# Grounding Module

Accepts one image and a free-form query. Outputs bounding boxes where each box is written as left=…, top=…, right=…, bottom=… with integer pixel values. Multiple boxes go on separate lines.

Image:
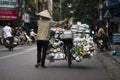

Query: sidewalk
left=108, top=44, right=120, bottom=64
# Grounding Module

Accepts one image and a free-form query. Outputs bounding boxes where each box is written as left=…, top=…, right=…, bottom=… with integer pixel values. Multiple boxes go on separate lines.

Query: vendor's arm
left=50, top=18, right=68, bottom=26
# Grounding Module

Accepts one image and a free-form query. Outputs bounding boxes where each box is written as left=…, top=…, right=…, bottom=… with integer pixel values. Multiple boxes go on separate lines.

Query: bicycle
left=63, top=39, right=73, bottom=68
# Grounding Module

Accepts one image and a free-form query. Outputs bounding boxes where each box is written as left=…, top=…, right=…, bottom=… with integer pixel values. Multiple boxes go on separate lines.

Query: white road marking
left=0, top=47, right=36, bottom=60
left=0, top=46, right=23, bottom=51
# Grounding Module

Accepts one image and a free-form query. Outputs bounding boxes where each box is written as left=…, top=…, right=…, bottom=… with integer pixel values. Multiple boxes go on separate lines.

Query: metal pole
left=105, top=0, right=110, bottom=37
left=99, top=0, right=103, bottom=20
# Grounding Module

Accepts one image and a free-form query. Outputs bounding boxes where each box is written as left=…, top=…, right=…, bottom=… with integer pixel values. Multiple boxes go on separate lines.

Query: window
left=0, top=0, right=17, bottom=8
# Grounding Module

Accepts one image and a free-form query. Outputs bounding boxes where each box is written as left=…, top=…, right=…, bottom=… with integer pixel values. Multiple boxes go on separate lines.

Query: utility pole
left=98, top=0, right=103, bottom=21
left=17, top=0, right=25, bottom=29
left=104, top=0, right=111, bottom=37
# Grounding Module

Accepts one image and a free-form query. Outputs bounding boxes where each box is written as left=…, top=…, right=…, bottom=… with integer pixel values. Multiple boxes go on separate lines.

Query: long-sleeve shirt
left=37, top=19, right=66, bottom=41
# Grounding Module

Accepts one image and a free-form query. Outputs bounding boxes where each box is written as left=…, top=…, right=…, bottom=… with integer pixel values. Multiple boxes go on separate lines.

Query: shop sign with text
left=0, top=10, right=17, bottom=21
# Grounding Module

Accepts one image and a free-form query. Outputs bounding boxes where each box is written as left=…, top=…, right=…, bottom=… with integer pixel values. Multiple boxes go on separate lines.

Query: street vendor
left=35, top=9, right=68, bottom=68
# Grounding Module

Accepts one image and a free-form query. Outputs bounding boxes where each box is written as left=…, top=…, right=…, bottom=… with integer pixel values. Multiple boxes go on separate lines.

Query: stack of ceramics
left=72, top=35, right=95, bottom=62
left=47, top=31, right=65, bottom=62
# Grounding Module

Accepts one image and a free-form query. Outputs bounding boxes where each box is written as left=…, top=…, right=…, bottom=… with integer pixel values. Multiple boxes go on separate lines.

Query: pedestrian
left=35, top=9, right=67, bottom=68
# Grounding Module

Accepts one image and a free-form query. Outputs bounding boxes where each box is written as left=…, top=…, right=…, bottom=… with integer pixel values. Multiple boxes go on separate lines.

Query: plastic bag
left=62, top=30, right=73, bottom=39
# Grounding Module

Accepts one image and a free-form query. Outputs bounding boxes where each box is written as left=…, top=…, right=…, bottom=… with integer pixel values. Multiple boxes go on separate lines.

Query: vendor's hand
left=64, top=18, right=68, bottom=22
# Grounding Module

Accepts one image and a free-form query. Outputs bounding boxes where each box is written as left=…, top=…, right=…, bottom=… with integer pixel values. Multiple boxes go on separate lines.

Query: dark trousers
left=30, top=36, right=35, bottom=43
left=37, top=40, right=49, bottom=66
left=4, top=37, right=14, bottom=44
left=62, top=39, right=73, bottom=55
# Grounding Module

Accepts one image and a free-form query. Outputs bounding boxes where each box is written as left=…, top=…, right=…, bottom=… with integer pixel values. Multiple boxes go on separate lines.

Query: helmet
left=31, top=29, right=34, bottom=31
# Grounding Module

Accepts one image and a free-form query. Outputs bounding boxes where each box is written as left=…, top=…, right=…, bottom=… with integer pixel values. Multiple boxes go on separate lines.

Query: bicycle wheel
left=68, top=52, right=72, bottom=68
left=63, top=39, right=73, bottom=68
left=67, top=46, right=72, bottom=68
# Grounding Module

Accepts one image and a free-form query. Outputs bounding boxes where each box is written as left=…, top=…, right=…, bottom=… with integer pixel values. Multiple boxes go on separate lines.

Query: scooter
left=97, top=39, right=104, bottom=51
left=4, top=37, right=18, bottom=51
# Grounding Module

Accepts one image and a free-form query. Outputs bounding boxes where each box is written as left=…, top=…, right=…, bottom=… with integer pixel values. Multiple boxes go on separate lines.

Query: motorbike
left=4, top=37, right=18, bottom=51
left=97, top=39, right=104, bottom=51
left=93, top=34, right=98, bottom=44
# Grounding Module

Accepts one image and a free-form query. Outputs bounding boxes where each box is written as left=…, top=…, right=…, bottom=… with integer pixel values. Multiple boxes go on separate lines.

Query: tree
left=52, top=8, right=61, bottom=21
left=24, top=0, right=38, bottom=33
left=62, top=0, right=99, bottom=24
left=25, top=0, right=37, bottom=18
left=61, top=0, right=73, bottom=19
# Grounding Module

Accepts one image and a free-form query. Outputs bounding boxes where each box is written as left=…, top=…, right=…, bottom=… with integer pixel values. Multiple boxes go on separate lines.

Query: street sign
left=112, top=33, right=120, bottom=44
left=104, top=9, right=112, bottom=18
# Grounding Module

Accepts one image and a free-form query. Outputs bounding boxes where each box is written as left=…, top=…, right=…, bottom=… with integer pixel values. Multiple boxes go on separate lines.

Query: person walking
left=35, top=9, right=67, bottom=68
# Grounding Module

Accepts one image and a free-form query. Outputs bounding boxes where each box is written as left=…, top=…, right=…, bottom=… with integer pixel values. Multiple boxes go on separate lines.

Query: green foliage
left=52, top=9, right=61, bottom=21
left=62, top=0, right=99, bottom=24
left=61, top=0, right=73, bottom=18
left=25, top=0, right=37, bottom=18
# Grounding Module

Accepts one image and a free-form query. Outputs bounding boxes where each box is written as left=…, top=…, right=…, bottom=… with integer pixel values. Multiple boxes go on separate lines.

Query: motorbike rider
left=30, top=29, right=37, bottom=43
left=2, top=23, right=14, bottom=50
left=97, top=27, right=108, bottom=51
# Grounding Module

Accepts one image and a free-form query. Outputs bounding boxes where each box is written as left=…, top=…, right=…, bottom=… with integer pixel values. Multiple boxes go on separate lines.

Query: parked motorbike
left=93, top=34, right=98, bottom=44
left=97, top=39, right=104, bottom=51
left=4, top=37, right=18, bottom=51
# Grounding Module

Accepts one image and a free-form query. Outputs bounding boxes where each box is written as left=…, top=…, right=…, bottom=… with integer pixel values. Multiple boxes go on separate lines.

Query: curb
left=108, top=44, right=120, bottom=64
left=111, top=55, right=120, bottom=64
left=107, top=51, right=120, bottom=64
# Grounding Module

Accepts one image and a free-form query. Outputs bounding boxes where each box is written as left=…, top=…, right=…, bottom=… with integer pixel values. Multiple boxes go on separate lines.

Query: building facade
left=96, top=0, right=120, bottom=43
left=0, top=0, right=18, bottom=26
left=96, top=0, right=120, bottom=32
left=0, top=0, right=26, bottom=37
left=109, top=0, right=120, bottom=32
left=0, top=0, right=26, bottom=27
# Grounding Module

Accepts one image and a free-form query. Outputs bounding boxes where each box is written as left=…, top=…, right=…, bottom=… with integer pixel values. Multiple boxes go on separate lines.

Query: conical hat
left=37, top=9, right=52, bottom=19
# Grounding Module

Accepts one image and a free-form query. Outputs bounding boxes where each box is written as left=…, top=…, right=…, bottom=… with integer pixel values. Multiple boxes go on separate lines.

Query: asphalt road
left=0, top=44, right=120, bottom=80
